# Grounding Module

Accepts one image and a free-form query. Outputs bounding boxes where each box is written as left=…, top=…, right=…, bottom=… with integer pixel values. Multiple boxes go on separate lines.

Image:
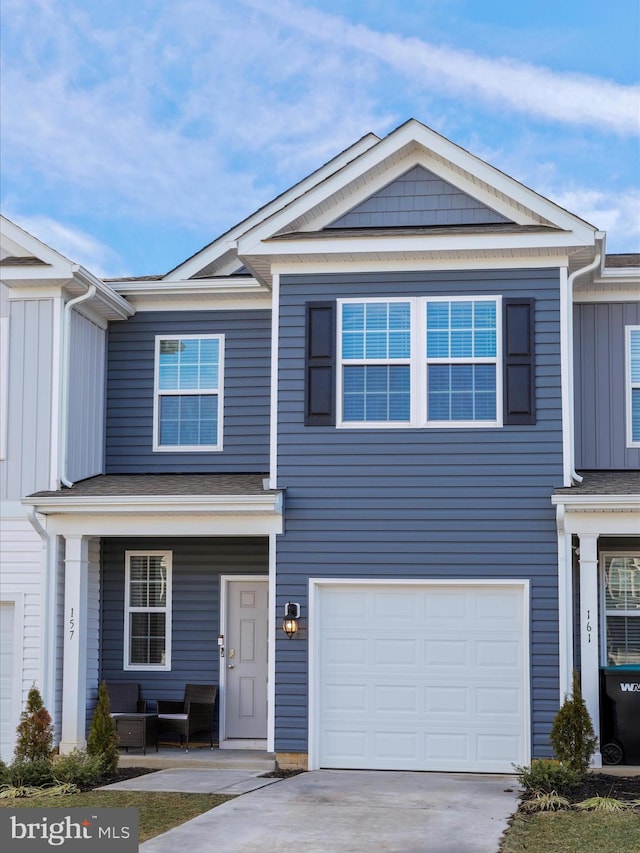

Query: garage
left=310, top=581, right=530, bottom=773
left=0, top=601, right=18, bottom=763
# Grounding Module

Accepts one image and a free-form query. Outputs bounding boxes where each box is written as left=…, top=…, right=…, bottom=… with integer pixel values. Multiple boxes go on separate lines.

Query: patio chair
left=106, top=682, right=147, bottom=715
left=156, top=684, right=217, bottom=751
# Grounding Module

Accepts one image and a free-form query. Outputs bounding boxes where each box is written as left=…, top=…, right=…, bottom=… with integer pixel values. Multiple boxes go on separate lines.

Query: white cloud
left=242, top=0, right=640, bottom=135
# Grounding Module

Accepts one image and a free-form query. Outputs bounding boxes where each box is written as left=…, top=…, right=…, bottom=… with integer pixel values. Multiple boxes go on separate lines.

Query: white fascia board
left=109, top=277, right=268, bottom=298
left=574, top=288, right=640, bottom=303
left=551, top=494, right=640, bottom=510
left=122, top=294, right=271, bottom=312
left=165, top=134, right=381, bottom=281
left=43, top=512, right=283, bottom=538
left=73, top=266, right=134, bottom=320
left=23, top=492, right=283, bottom=516
left=0, top=264, right=74, bottom=283
left=246, top=229, right=587, bottom=260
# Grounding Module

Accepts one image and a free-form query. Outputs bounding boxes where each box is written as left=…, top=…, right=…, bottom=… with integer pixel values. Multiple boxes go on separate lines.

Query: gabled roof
left=0, top=216, right=133, bottom=321
left=164, top=119, right=599, bottom=288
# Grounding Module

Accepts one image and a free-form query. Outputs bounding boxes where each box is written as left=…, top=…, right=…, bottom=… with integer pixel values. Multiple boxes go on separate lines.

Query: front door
left=223, top=578, right=268, bottom=740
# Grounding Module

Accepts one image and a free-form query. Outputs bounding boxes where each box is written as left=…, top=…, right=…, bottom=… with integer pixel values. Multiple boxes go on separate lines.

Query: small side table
left=112, top=713, right=158, bottom=755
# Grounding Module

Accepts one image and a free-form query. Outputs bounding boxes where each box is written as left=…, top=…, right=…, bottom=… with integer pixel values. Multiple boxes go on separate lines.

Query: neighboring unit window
left=154, top=335, right=223, bottom=451
left=124, top=551, right=172, bottom=670
left=426, top=298, right=498, bottom=424
left=337, top=296, right=501, bottom=427
left=340, top=300, right=412, bottom=424
left=627, top=326, right=640, bottom=446
left=603, top=553, right=640, bottom=666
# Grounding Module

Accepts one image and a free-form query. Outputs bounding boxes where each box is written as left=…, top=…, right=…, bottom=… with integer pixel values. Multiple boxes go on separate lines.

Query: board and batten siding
left=275, top=269, right=564, bottom=758
left=100, top=537, right=268, bottom=707
left=105, top=310, right=271, bottom=473
left=1, top=299, right=55, bottom=499
left=67, top=313, right=107, bottom=484
left=574, top=301, right=640, bottom=470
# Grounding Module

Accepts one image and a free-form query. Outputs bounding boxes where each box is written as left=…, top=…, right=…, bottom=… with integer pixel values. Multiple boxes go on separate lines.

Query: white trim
left=626, top=326, right=640, bottom=447
left=574, top=288, right=640, bottom=303
left=114, top=295, right=272, bottom=312
left=0, top=593, right=25, bottom=762
left=559, top=266, right=572, bottom=486
left=267, top=534, right=276, bottom=753
left=153, top=333, right=224, bottom=452
left=556, top=523, right=574, bottom=702
left=49, top=298, right=63, bottom=489
left=124, top=550, right=172, bottom=672
left=577, top=534, right=602, bottom=767
left=0, top=316, right=8, bottom=460
left=269, top=273, right=280, bottom=489
left=307, top=577, right=531, bottom=772
left=336, top=295, right=502, bottom=429
left=219, top=574, right=269, bottom=747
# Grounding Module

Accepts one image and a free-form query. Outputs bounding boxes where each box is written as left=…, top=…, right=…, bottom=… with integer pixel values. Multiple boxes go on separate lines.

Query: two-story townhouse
left=3, top=119, right=638, bottom=772
left=0, top=217, right=133, bottom=761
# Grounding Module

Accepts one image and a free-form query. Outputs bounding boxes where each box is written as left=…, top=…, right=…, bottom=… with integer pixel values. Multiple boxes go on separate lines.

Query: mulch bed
left=83, top=766, right=157, bottom=792
left=563, top=774, right=640, bottom=803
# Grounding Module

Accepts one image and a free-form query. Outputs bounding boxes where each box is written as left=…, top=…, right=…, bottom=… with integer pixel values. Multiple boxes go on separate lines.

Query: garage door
left=314, top=582, right=529, bottom=773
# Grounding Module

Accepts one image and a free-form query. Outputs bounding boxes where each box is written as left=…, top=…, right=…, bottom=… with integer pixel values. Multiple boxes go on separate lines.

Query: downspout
left=59, top=285, right=96, bottom=487
left=28, top=509, right=56, bottom=717
left=566, top=237, right=605, bottom=484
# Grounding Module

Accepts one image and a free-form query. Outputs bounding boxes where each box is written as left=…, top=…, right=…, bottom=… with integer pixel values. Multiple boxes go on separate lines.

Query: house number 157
left=69, top=607, right=75, bottom=640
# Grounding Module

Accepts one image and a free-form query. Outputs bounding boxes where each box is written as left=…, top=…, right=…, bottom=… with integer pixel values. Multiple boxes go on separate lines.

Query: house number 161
left=586, top=609, right=592, bottom=643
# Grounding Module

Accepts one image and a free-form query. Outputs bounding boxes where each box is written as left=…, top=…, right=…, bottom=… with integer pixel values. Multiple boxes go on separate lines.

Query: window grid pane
left=604, top=555, right=640, bottom=666
left=426, top=300, right=497, bottom=422
left=127, top=554, right=169, bottom=667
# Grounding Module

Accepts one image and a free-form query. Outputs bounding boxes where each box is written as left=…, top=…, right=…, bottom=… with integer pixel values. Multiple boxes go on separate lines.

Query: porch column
left=59, top=534, right=89, bottom=754
left=578, top=532, right=601, bottom=767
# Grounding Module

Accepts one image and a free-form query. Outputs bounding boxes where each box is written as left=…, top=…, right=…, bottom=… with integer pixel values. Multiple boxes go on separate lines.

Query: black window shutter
left=305, top=301, right=336, bottom=426
left=503, top=298, right=535, bottom=425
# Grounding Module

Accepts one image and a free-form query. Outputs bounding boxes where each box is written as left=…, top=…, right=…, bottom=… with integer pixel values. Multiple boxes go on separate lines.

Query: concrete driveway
left=141, top=769, right=521, bottom=853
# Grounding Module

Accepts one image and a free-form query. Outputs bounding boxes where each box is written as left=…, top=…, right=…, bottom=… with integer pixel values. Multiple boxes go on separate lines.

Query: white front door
left=223, top=578, right=268, bottom=741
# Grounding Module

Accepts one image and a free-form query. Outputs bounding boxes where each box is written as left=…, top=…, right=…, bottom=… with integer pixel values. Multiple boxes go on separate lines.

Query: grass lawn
left=501, top=811, right=640, bottom=853
left=0, top=791, right=233, bottom=842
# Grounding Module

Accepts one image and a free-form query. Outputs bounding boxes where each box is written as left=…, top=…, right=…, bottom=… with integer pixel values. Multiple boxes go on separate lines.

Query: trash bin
left=600, top=667, right=640, bottom=765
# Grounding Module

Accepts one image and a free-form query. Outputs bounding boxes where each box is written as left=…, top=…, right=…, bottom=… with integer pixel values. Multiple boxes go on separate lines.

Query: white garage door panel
left=316, top=584, right=528, bottom=773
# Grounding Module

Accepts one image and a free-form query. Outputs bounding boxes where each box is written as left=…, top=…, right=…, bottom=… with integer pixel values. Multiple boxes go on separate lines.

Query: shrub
left=87, top=681, right=118, bottom=775
left=550, top=671, right=598, bottom=775
left=514, top=759, right=580, bottom=795
left=53, top=749, right=102, bottom=788
left=6, top=758, right=54, bottom=787
left=14, top=685, right=53, bottom=762
left=0, top=758, right=9, bottom=786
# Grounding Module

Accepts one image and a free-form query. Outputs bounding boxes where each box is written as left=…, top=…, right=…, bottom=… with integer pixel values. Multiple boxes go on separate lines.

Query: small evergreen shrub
left=14, top=685, right=53, bottom=762
left=514, top=759, right=580, bottom=795
left=87, top=681, right=119, bottom=775
left=53, top=749, right=102, bottom=787
left=550, top=671, right=598, bottom=775
left=0, top=758, right=9, bottom=786
left=6, top=758, right=54, bottom=787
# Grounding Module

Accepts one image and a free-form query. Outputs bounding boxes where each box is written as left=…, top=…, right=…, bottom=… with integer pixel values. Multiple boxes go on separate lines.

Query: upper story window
left=627, top=326, right=640, bottom=447
left=337, top=296, right=501, bottom=428
left=124, top=551, right=172, bottom=671
left=153, top=334, right=224, bottom=451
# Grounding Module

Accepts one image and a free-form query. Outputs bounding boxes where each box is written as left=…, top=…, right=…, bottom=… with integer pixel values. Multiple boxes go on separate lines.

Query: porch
left=116, top=746, right=276, bottom=772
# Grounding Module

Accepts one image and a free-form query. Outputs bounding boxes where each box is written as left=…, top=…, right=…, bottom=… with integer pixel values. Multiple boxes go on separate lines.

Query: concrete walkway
left=134, top=769, right=521, bottom=853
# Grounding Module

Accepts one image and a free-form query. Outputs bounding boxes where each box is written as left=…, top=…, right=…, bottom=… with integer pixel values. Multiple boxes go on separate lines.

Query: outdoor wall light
left=282, top=602, right=300, bottom=639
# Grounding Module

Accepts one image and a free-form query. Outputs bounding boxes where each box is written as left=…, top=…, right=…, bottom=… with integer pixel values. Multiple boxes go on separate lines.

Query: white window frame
left=337, top=295, right=502, bottom=429
left=600, top=551, right=640, bottom=667
left=626, top=325, right=640, bottom=448
left=124, top=550, right=172, bottom=671
left=153, top=333, right=224, bottom=452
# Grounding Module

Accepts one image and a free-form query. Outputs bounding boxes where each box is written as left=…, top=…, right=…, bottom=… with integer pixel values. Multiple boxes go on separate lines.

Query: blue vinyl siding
left=100, top=537, right=268, bottom=708
left=574, top=301, right=640, bottom=469
left=105, top=310, right=271, bottom=473
left=330, top=165, right=510, bottom=229
left=275, top=269, right=564, bottom=758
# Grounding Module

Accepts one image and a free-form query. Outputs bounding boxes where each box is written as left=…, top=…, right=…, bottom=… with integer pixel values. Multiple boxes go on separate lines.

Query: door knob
left=227, top=663, right=235, bottom=669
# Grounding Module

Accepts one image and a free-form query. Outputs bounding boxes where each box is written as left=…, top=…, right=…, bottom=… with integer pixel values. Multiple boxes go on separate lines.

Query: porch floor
left=116, top=746, right=276, bottom=771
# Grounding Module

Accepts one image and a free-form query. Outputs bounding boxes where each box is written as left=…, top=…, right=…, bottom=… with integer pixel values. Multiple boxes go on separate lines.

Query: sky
left=1, top=0, right=639, bottom=277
